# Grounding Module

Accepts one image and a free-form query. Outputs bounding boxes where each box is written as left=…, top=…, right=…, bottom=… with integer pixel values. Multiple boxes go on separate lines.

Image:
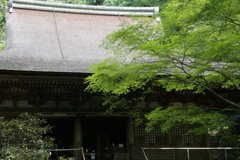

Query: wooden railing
left=142, top=147, right=240, bottom=160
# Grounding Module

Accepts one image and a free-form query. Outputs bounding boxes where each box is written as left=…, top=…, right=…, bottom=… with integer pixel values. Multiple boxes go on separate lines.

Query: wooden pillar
left=126, top=118, right=134, bottom=152
left=74, top=116, right=83, bottom=160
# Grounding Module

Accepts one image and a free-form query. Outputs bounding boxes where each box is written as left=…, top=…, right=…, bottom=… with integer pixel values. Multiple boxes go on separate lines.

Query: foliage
left=145, top=103, right=229, bottom=134
left=86, top=0, right=240, bottom=137
left=41, top=0, right=167, bottom=6
left=40, top=0, right=84, bottom=4
left=0, top=113, right=54, bottom=160
left=58, top=157, right=76, bottom=160
left=41, top=0, right=105, bottom=5
left=0, top=0, right=6, bottom=50
left=86, top=0, right=240, bottom=108
left=103, top=0, right=166, bottom=7
left=214, top=111, right=240, bottom=147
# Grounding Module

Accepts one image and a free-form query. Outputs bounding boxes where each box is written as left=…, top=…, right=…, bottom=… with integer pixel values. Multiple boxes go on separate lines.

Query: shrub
left=0, top=113, right=54, bottom=160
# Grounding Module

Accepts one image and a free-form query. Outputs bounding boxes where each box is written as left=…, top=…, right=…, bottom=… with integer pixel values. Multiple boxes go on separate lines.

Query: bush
left=0, top=113, right=54, bottom=160
left=58, top=157, right=76, bottom=160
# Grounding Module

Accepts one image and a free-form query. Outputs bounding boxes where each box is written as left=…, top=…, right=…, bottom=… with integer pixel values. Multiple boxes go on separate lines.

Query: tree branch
left=174, top=76, right=240, bottom=109
left=224, top=15, right=240, bottom=27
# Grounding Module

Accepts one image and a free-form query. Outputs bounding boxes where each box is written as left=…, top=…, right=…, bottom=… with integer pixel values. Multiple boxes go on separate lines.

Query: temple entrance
left=82, top=117, right=127, bottom=160
left=47, top=117, right=75, bottom=148
left=47, top=117, right=75, bottom=159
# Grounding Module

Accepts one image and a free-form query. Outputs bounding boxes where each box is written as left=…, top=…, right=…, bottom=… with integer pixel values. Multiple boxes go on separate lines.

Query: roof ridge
left=9, top=0, right=159, bottom=16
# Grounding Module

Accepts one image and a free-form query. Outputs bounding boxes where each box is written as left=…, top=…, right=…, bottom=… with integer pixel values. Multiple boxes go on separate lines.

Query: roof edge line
left=12, top=4, right=155, bottom=16
left=12, top=0, right=159, bottom=15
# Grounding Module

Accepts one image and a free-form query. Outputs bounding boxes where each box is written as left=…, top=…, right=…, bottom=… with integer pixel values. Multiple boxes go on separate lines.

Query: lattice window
left=190, top=150, right=207, bottom=160
left=146, top=149, right=175, bottom=160
left=134, top=127, right=145, bottom=144
left=134, top=126, right=168, bottom=144
left=131, top=145, right=175, bottom=160
left=175, top=150, right=188, bottom=160
left=172, top=126, right=198, bottom=146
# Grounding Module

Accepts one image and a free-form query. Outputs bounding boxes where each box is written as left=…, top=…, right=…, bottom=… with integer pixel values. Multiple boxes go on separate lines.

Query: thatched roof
left=0, top=0, right=158, bottom=73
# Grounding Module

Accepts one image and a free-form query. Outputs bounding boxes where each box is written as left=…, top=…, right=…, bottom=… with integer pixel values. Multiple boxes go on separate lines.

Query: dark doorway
left=82, top=117, right=127, bottom=160
left=47, top=117, right=74, bottom=148
left=47, top=117, right=75, bottom=159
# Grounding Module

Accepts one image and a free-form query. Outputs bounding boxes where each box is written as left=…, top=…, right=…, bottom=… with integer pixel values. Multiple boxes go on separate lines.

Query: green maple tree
left=86, top=0, right=240, bottom=142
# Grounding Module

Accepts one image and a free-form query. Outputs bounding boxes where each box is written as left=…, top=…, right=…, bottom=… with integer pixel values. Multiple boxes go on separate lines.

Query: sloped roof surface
left=0, top=0, right=158, bottom=73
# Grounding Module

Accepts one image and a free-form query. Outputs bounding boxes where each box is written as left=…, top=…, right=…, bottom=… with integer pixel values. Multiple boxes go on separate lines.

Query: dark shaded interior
left=47, top=116, right=127, bottom=160
left=82, top=117, right=127, bottom=160
left=47, top=117, right=75, bottom=148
